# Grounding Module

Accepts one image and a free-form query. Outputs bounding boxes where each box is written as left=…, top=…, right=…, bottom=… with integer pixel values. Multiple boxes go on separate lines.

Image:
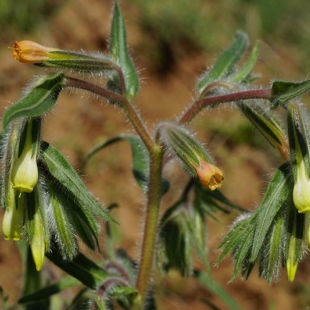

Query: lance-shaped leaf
left=250, top=163, right=292, bottom=262
left=184, top=207, right=210, bottom=274
left=258, top=210, right=285, bottom=283
left=46, top=250, right=109, bottom=290
left=229, top=41, right=259, bottom=84
left=40, top=142, right=115, bottom=224
left=217, top=212, right=256, bottom=280
left=3, top=72, right=64, bottom=128
left=194, top=180, right=245, bottom=215
left=160, top=208, right=192, bottom=276
left=84, top=135, right=169, bottom=195
left=237, top=100, right=288, bottom=158
left=195, top=271, right=242, bottom=310
left=271, top=79, right=310, bottom=108
left=197, top=31, right=248, bottom=93
left=19, top=275, right=81, bottom=304
left=110, top=1, right=139, bottom=99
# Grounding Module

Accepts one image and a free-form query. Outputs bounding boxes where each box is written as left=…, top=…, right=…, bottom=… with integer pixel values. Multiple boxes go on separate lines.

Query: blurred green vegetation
left=131, top=0, right=310, bottom=74
left=0, top=0, right=61, bottom=38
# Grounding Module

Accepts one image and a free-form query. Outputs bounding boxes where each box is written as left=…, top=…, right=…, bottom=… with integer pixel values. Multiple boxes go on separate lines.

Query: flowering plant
left=3, top=1, right=310, bottom=309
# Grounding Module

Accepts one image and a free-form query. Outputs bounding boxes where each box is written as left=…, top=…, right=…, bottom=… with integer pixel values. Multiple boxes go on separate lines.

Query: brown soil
left=1, top=0, right=310, bottom=309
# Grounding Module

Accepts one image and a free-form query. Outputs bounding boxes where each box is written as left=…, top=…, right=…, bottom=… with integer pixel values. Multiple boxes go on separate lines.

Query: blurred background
left=1, top=0, right=310, bottom=309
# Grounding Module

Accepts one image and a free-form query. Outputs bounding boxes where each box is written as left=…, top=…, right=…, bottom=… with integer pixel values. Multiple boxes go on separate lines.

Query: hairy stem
left=179, top=88, right=272, bottom=125
left=64, top=76, right=154, bottom=152
left=135, top=144, right=164, bottom=305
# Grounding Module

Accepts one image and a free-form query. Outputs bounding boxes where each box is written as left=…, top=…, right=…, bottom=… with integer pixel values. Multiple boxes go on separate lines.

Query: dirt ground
left=1, top=0, right=310, bottom=309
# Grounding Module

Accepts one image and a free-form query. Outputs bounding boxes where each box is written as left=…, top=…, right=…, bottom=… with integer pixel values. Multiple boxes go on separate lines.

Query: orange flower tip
left=196, top=161, right=224, bottom=191
left=12, top=40, right=53, bottom=64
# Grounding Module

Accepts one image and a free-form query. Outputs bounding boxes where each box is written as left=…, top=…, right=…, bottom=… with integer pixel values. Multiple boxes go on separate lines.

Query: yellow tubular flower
left=293, top=158, right=310, bottom=213
left=195, top=161, right=224, bottom=191
left=2, top=190, right=24, bottom=241
left=11, top=120, right=39, bottom=193
left=12, top=41, right=56, bottom=64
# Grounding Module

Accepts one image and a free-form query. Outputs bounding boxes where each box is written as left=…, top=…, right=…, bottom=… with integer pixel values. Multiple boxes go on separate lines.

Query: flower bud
left=12, top=41, right=56, bottom=64
left=195, top=160, right=224, bottom=191
left=286, top=256, right=298, bottom=282
left=11, top=119, right=39, bottom=193
left=12, top=40, right=116, bottom=73
left=30, top=209, right=46, bottom=271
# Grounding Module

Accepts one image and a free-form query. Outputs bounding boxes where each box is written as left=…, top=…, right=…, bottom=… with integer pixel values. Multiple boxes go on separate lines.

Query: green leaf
left=160, top=213, right=192, bottom=276
left=258, top=211, right=284, bottom=283
left=271, top=79, right=310, bottom=108
left=195, top=271, right=242, bottom=310
left=50, top=193, right=78, bottom=260
left=19, top=275, right=81, bottom=304
left=197, top=31, right=248, bottom=93
left=110, top=1, right=139, bottom=99
left=84, top=135, right=169, bottom=195
left=184, top=208, right=210, bottom=274
left=3, top=72, right=64, bottom=128
left=41, top=142, right=115, bottom=224
left=250, top=163, right=292, bottom=262
left=237, top=100, right=286, bottom=151
left=194, top=180, right=245, bottom=213
left=229, top=41, right=259, bottom=84
left=110, top=286, right=138, bottom=298
left=46, top=250, right=108, bottom=290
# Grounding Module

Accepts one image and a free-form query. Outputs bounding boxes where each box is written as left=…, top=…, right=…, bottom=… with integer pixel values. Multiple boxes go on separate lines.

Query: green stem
left=135, top=144, right=164, bottom=305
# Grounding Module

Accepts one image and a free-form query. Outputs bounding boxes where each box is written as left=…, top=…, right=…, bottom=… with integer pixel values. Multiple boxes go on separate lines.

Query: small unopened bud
left=30, top=210, right=46, bottom=271
left=12, top=40, right=116, bottom=73
left=12, top=41, right=56, bottom=64
left=286, top=257, right=298, bottom=282
left=195, top=161, right=224, bottom=191
left=11, top=120, right=39, bottom=193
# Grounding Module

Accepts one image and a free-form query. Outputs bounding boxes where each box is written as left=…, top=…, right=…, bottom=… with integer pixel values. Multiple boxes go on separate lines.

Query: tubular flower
left=2, top=190, right=24, bottom=241
left=11, top=119, right=39, bottom=193
left=195, top=160, right=224, bottom=191
left=12, top=41, right=56, bottom=64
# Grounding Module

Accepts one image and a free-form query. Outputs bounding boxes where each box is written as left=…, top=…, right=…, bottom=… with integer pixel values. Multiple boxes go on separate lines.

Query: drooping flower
left=11, top=119, right=39, bottom=193
left=195, top=160, right=224, bottom=191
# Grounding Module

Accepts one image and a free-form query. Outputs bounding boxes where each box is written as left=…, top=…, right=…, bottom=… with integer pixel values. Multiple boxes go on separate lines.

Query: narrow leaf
left=40, top=142, right=115, bottom=223
left=3, top=72, right=64, bottom=128
left=19, top=276, right=81, bottom=303
left=46, top=250, right=108, bottom=290
left=184, top=209, right=210, bottom=274
left=229, top=41, right=259, bottom=84
left=196, top=271, right=242, bottom=310
left=110, top=1, right=139, bottom=99
left=250, top=163, right=291, bottom=261
left=197, top=31, right=248, bottom=93
left=271, top=79, right=310, bottom=108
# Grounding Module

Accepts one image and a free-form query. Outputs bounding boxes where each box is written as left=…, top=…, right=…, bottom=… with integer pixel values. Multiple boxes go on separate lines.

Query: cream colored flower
left=11, top=120, right=38, bottom=193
